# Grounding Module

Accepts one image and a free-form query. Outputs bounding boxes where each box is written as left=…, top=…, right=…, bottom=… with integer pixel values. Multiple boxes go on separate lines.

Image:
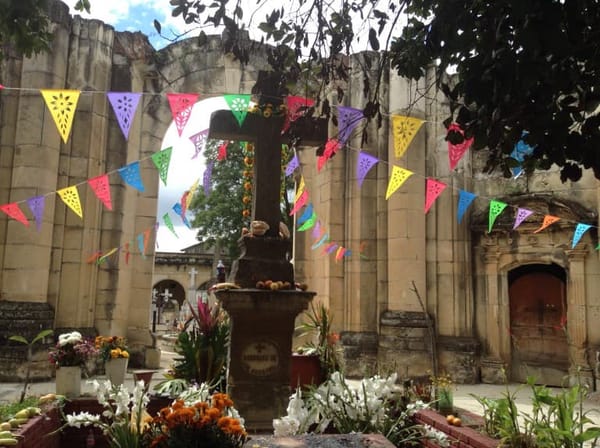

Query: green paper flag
left=224, top=94, right=251, bottom=126
left=152, top=147, right=173, bottom=186
left=298, top=211, right=317, bottom=231
left=488, top=200, right=508, bottom=233
left=163, top=213, right=178, bottom=237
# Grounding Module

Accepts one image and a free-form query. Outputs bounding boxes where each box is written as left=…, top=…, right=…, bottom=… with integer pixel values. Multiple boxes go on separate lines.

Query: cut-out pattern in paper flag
left=424, top=178, right=447, bottom=213
left=107, top=92, right=141, bottom=140
left=27, top=196, right=45, bottom=231
left=167, top=93, right=198, bottom=136
left=163, top=213, right=178, bottom=237
left=572, top=223, right=592, bottom=248
left=290, top=190, right=309, bottom=216
left=118, top=161, right=145, bottom=192
left=457, top=190, right=477, bottom=224
left=534, top=215, right=560, bottom=233
left=41, top=89, right=81, bottom=143
left=285, top=154, right=300, bottom=176
left=0, top=203, right=29, bottom=226
left=151, top=146, right=173, bottom=186
left=513, top=207, right=533, bottom=230
left=337, top=106, right=364, bottom=145
left=488, top=200, right=508, bottom=233
left=510, top=133, right=534, bottom=178
left=224, top=94, right=251, bottom=126
left=217, top=141, right=228, bottom=161
left=203, top=161, right=214, bottom=196
left=57, top=186, right=83, bottom=218
left=447, top=123, right=474, bottom=170
left=297, top=203, right=314, bottom=225
left=385, top=165, right=413, bottom=200
left=317, top=139, right=341, bottom=171
left=189, top=129, right=209, bottom=159
left=391, top=115, right=424, bottom=158
left=356, top=152, right=379, bottom=187
left=298, top=212, right=317, bottom=231
left=283, top=96, right=315, bottom=133
left=88, top=174, right=112, bottom=210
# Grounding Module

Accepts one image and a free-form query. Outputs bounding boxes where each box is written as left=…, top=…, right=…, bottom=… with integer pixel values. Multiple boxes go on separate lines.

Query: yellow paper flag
left=392, top=115, right=424, bottom=158
left=385, top=165, right=413, bottom=200
left=295, top=176, right=306, bottom=202
left=41, top=89, right=80, bottom=143
left=57, top=185, right=83, bottom=218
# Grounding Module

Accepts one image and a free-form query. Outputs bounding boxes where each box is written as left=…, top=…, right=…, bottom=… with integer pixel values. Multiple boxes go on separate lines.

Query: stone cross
left=188, top=267, right=198, bottom=288
left=162, top=288, right=173, bottom=301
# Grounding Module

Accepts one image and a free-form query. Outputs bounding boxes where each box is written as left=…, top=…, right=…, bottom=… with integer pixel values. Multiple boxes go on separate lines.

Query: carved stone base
left=437, top=336, right=480, bottom=384
left=480, top=357, right=507, bottom=384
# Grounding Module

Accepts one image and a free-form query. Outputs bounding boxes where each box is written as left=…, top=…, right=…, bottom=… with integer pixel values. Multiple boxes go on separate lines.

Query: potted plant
left=49, top=331, right=98, bottom=398
left=95, top=336, right=130, bottom=386
left=292, top=302, right=343, bottom=388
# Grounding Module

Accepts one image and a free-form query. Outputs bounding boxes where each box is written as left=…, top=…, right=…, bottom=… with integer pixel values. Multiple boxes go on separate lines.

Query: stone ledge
left=245, top=434, right=395, bottom=448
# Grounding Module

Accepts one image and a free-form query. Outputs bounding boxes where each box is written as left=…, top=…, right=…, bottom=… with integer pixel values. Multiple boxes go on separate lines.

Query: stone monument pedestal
left=216, top=289, right=315, bottom=432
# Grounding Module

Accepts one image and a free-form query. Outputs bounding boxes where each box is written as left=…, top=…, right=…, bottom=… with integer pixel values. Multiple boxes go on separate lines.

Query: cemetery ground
left=2, top=335, right=600, bottom=447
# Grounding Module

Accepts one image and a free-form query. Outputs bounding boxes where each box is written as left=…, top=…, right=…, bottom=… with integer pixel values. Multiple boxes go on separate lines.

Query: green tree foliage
left=0, top=0, right=90, bottom=60
left=163, top=0, right=600, bottom=181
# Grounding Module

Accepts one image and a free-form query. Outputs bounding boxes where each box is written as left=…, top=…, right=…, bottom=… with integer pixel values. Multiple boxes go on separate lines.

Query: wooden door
left=509, top=271, right=568, bottom=386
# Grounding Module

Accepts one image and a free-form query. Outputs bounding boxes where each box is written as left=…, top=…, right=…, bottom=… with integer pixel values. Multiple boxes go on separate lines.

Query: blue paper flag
left=572, top=223, right=592, bottom=248
left=297, top=203, right=314, bottom=225
left=510, top=133, right=534, bottom=178
left=457, top=190, right=477, bottom=224
left=118, top=161, right=145, bottom=192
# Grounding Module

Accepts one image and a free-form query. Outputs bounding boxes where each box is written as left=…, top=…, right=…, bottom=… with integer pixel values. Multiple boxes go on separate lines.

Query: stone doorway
left=508, top=264, right=568, bottom=386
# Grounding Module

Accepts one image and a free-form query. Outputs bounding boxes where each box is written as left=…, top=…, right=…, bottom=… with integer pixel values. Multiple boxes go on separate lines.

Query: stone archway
left=508, top=263, right=568, bottom=386
left=152, top=279, right=185, bottom=331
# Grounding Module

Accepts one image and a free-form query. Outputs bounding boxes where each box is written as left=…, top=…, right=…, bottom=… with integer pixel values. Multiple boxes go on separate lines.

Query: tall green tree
left=188, top=139, right=294, bottom=259
left=163, top=0, right=600, bottom=181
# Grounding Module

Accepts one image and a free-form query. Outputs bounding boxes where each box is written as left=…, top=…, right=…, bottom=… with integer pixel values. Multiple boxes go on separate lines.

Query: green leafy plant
left=295, top=302, right=343, bottom=378
left=9, top=328, right=53, bottom=403
left=166, top=301, right=230, bottom=391
left=0, top=396, right=39, bottom=422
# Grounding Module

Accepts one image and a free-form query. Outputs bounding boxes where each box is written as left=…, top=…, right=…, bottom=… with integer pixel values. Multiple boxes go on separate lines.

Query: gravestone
left=210, top=71, right=326, bottom=431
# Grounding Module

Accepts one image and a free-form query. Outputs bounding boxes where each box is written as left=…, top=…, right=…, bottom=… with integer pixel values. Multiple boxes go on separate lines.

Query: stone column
left=566, top=248, right=593, bottom=385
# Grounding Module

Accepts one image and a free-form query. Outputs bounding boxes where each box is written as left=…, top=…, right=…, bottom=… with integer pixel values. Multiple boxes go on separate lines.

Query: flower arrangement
left=62, top=379, right=149, bottom=448
left=273, top=371, right=449, bottom=447
left=95, top=336, right=129, bottom=362
left=141, top=384, right=247, bottom=448
left=48, top=331, right=98, bottom=368
left=429, top=372, right=454, bottom=414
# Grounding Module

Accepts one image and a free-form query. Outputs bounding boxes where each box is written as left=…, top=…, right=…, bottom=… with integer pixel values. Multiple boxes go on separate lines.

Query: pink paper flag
left=167, top=93, right=199, bottom=136
left=217, top=141, right=228, bottom=161
left=26, top=196, right=45, bottom=231
left=448, top=123, right=474, bottom=170
left=317, top=139, right=340, bottom=171
left=0, top=203, right=29, bottom=226
left=533, top=215, right=560, bottom=234
left=356, top=152, right=379, bottom=187
left=283, top=96, right=315, bottom=133
left=424, top=178, right=447, bottom=213
left=289, top=190, right=309, bottom=216
left=513, top=207, right=533, bottom=230
left=106, top=92, right=141, bottom=140
left=88, top=174, right=113, bottom=210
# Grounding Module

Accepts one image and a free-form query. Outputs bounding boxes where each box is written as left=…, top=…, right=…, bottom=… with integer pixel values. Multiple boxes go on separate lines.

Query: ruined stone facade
left=1, top=0, right=599, bottom=385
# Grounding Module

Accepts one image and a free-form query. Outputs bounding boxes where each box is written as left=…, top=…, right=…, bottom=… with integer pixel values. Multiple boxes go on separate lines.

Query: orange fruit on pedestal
left=446, top=415, right=455, bottom=424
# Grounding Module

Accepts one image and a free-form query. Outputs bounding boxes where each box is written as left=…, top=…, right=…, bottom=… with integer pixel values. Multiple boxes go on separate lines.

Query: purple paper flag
left=118, top=161, right=145, bottom=192
left=285, top=154, right=300, bottom=176
left=572, top=223, right=592, bottom=248
left=107, top=92, right=142, bottom=140
left=356, top=151, right=379, bottom=187
left=190, top=129, right=209, bottom=159
left=26, top=195, right=45, bottom=232
left=457, top=190, right=477, bottom=224
left=311, top=220, right=322, bottom=239
left=337, top=106, right=364, bottom=145
left=513, top=207, right=533, bottom=230
left=203, top=161, right=214, bottom=196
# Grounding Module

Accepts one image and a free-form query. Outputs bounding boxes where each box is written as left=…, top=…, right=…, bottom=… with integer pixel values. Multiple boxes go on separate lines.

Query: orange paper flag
left=41, top=89, right=80, bottom=143
left=0, top=203, right=29, bottom=226
left=88, top=174, right=112, bottom=210
left=57, top=186, right=83, bottom=218
left=533, top=215, right=560, bottom=233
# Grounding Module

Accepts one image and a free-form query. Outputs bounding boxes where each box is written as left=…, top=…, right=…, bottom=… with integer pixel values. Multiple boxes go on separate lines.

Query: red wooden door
left=509, top=271, right=568, bottom=386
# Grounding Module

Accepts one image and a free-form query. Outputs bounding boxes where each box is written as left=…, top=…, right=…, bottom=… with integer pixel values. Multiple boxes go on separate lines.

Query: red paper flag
left=448, top=123, right=474, bottom=170
left=0, top=203, right=29, bottom=226
left=217, top=141, right=228, bottom=161
left=289, top=190, right=309, bottom=216
left=424, top=178, right=447, bottom=213
left=167, top=93, right=199, bottom=136
left=88, top=174, right=113, bottom=210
